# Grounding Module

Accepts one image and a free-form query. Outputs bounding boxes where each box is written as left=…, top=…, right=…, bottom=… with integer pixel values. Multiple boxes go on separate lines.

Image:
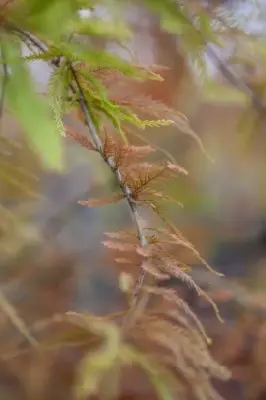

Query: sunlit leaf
left=78, top=193, right=124, bottom=207
left=72, top=18, right=131, bottom=39
left=72, top=313, right=121, bottom=399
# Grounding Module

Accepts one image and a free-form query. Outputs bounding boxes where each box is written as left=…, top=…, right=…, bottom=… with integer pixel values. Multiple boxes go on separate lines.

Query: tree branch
left=182, top=11, right=266, bottom=114
left=69, top=65, right=151, bottom=329
left=10, top=26, right=151, bottom=330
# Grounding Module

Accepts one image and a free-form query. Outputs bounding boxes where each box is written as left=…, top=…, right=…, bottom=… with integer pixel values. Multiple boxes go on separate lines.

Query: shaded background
left=1, top=0, right=266, bottom=399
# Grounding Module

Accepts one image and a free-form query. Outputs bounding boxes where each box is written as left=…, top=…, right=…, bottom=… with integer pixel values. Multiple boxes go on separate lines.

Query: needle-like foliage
left=2, top=0, right=263, bottom=399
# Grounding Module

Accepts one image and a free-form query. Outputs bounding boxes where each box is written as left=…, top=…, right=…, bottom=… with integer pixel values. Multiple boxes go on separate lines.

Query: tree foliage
left=0, top=0, right=265, bottom=399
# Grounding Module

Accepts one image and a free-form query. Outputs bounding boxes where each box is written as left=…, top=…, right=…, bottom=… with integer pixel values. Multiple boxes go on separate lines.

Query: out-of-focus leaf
left=119, top=271, right=134, bottom=293
left=203, top=80, right=248, bottom=104
left=237, top=105, right=262, bottom=147
left=9, top=0, right=83, bottom=40
left=3, top=38, right=63, bottom=170
left=78, top=193, right=124, bottom=207
left=121, top=346, right=175, bottom=400
left=197, top=12, right=221, bottom=46
left=47, top=61, right=72, bottom=137
left=72, top=18, right=131, bottom=39
left=72, top=313, right=121, bottom=399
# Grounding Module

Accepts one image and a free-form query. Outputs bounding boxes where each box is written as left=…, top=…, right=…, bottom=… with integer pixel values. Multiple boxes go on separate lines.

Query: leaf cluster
left=0, top=1, right=242, bottom=399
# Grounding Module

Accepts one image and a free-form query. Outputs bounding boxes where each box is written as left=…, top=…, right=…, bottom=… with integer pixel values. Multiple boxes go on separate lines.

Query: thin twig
left=182, top=10, right=266, bottom=114
left=205, top=44, right=265, bottom=113
left=10, top=26, right=151, bottom=330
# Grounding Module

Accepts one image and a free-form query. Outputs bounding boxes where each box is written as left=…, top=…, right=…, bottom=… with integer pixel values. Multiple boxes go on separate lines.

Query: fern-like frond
left=110, top=93, right=212, bottom=160
left=147, top=292, right=210, bottom=344
left=104, top=222, right=223, bottom=322
left=159, top=256, right=223, bottom=322
left=144, top=190, right=183, bottom=207
left=129, top=129, right=178, bottom=164
left=157, top=222, right=223, bottom=277
left=88, top=64, right=169, bottom=86
left=129, top=291, right=230, bottom=399
left=122, top=162, right=167, bottom=195
left=77, top=65, right=126, bottom=87
left=141, top=260, right=170, bottom=281
left=78, top=193, right=124, bottom=207
left=110, top=95, right=179, bottom=121
left=121, top=161, right=187, bottom=198
left=114, top=143, right=155, bottom=168
left=65, top=125, right=96, bottom=151
left=141, top=119, right=174, bottom=129
left=102, top=129, right=117, bottom=160
left=102, top=240, right=138, bottom=253
left=157, top=253, right=222, bottom=321
left=47, top=60, right=71, bottom=136
left=104, top=230, right=137, bottom=242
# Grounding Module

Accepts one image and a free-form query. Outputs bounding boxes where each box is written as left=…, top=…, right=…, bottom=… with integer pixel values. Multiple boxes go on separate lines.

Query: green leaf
left=74, top=314, right=121, bottom=399
left=197, top=12, right=220, bottom=46
left=72, top=17, right=131, bottom=40
left=54, top=41, right=139, bottom=76
left=10, top=0, right=81, bottom=40
left=3, top=38, right=63, bottom=170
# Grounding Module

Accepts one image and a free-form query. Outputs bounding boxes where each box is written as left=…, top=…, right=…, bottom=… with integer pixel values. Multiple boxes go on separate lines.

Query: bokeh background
left=1, top=1, right=266, bottom=399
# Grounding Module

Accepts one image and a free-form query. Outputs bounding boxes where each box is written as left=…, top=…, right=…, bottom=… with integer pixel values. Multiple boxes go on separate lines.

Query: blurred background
left=1, top=0, right=266, bottom=399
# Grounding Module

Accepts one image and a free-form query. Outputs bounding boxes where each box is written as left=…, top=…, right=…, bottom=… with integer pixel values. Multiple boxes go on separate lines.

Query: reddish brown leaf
left=65, top=126, right=96, bottom=151
left=136, top=246, right=151, bottom=257
left=78, top=193, right=123, bottom=207
left=114, top=258, right=133, bottom=264
left=166, top=162, right=188, bottom=176
left=115, top=144, right=155, bottom=167
left=104, top=230, right=137, bottom=242
left=123, top=162, right=167, bottom=194
left=102, top=130, right=117, bottom=159
left=101, top=241, right=138, bottom=252
left=141, top=260, right=169, bottom=280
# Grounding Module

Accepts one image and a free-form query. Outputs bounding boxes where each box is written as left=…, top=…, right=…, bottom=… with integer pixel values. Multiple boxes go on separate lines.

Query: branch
left=10, top=26, right=151, bottom=330
left=205, top=44, right=266, bottom=113
left=182, top=11, right=266, bottom=114
left=69, top=65, right=151, bottom=329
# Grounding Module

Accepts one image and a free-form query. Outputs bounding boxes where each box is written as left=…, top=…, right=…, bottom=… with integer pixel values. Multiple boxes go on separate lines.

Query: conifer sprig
left=70, top=64, right=152, bottom=323
left=10, top=23, right=225, bottom=335
left=0, top=4, right=235, bottom=398
left=12, top=26, right=152, bottom=328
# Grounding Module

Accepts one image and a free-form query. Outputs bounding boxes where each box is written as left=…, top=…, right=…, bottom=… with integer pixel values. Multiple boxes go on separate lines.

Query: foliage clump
left=3, top=0, right=260, bottom=399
